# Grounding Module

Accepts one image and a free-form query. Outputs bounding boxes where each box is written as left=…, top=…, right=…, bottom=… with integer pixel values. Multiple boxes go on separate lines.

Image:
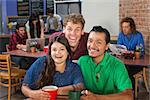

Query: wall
left=120, top=0, right=150, bottom=55
left=2, top=0, right=17, bottom=34
left=2, top=0, right=7, bottom=34
left=6, top=0, right=17, bottom=16
left=1, top=0, right=46, bottom=34
left=0, top=0, right=2, bottom=33
left=82, top=0, right=119, bottom=35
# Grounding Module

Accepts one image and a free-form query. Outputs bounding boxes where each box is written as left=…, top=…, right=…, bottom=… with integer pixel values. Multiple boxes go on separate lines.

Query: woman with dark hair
left=21, top=36, right=84, bottom=100
left=26, top=11, right=44, bottom=39
left=117, top=17, right=144, bottom=56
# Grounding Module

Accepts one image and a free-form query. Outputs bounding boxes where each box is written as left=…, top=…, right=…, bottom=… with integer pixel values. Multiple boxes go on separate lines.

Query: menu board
left=17, top=0, right=29, bottom=16
left=31, top=0, right=44, bottom=15
left=46, top=0, right=54, bottom=14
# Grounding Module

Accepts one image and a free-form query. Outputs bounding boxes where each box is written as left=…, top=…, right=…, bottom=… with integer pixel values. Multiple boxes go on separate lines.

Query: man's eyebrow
left=76, top=27, right=82, bottom=29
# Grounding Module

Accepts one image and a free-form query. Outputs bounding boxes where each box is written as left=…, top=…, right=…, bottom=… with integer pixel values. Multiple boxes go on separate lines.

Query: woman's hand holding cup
left=30, top=89, right=50, bottom=100
left=42, top=85, right=58, bottom=100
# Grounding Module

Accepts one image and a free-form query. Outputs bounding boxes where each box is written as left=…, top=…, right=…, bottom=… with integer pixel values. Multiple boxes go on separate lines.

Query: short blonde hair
left=63, top=13, right=85, bottom=29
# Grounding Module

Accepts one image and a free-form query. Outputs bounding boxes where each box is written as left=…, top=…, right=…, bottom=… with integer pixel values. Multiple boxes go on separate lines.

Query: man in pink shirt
left=49, top=13, right=89, bottom=60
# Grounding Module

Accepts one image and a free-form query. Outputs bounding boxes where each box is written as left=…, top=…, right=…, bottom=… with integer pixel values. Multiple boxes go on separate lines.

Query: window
left=55, top=1, right=81, bottom=19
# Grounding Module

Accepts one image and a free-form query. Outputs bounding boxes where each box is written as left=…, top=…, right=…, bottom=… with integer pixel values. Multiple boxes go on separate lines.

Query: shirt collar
left=88, top=52, right=109, bottom=67
left=61, top=59, right=71, bottom=73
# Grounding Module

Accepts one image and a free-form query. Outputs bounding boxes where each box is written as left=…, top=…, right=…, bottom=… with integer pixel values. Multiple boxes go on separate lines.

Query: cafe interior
left=0, top=0, right=150, bottom=100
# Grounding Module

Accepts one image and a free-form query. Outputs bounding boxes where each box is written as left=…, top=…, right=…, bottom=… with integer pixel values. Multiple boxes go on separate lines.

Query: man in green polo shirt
left=78, top=26, right=133, bottom=100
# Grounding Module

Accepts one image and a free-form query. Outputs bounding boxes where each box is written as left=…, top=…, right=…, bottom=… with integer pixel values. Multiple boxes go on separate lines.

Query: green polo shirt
left=78, top=52, right=132, bottom=94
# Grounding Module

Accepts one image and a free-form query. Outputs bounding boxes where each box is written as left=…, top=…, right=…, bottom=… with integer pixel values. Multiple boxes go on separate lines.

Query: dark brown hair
left=120, top=17, right=138, bottom=34
left=90, top=26, right=110, bottom=44
left=29, top=11, right=41, bottom=38
left=47, top=8, right=54, bottom=15
left=37, top=36, right=71, bottom=88
left=16, top=23, right=27, bottom=38
left=16, top=23, right=25, bottom=30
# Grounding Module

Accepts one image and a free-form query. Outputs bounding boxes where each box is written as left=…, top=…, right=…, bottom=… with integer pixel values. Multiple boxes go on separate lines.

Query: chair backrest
left=6, top=44, right=10, bottom=52
left=143, top=67, right=150, bottom=90
left=0, top=54, right=20, bottom=100
left=0, top=54, right=11, bottom=77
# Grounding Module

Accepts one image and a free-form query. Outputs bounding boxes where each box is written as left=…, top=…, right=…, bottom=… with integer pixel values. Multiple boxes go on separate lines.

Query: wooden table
left=119, top=55, right=150, bottom=83
left=119, top=55, right=150, bottom=67
left=57, top=95, right=68, bottom=100
left=3, top=50, right=47, bottom=58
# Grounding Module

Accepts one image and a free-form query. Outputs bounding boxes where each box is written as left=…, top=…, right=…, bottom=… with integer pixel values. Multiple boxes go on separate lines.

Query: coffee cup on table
left=68, top=90, right=81, bottom=100
left=44, top=46, right=48, bottom=53
left=42, top=85, right=58, bottom=100
left=30, top=47, right=36, bottom=53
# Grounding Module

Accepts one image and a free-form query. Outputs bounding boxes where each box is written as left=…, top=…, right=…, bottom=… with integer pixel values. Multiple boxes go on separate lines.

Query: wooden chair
left=6, top=44, right=9, bottom=52
left=5, top=44, right=26, bottom=81
left=0, top=54, right=25, bottom=100
left=133, top=67, right=149, bottom=98
left=143, top=67, right=149, bottom=92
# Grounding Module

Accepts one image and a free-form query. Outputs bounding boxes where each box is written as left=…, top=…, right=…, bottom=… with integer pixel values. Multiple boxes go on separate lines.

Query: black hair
left=90, top=26, right=110, bottom=44
left=29, top=11, right=41, bottom=38
left=16, top=23, right=25, bottom=30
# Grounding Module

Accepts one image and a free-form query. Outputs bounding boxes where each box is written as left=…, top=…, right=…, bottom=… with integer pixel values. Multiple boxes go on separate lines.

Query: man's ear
left=81, top=30, right=84, bottom=35
left=16, top=29, right=19, bottom=33
left=63, top=27, right=66, bottom=33
left=105, top=43, right=110, bottom=50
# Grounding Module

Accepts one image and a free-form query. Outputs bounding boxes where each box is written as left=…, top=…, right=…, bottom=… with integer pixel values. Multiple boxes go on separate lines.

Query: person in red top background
left=8, top=23, right=27, bottom=51
left=49, top=13, right=89, bottom=60
left=8, top=23, right=35, bottom=69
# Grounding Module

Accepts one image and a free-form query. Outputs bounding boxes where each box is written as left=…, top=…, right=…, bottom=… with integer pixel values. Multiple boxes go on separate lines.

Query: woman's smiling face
left=51, top=41, right=68, bottom=64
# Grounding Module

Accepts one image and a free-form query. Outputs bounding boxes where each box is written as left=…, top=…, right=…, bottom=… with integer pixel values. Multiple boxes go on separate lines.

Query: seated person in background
left=8, top=23, right=27, bottom=65
left=45, top=8, right=62, bottom=34
left=49, top=13, right=89, bottom=60
left=8, top=23, right=27, bottom=51
left=26, top=11, right=44, bottom=39
left=8, top=23, right=36, bottom=69
left=22, top=36, right=84, bottom=100
left=54, top=13, right=63, bottom=31
left=117, top=17, right=144, bottom=56
left=117, top=17, right=145, bottom=90
left=78, top=26, right=133, bottom=100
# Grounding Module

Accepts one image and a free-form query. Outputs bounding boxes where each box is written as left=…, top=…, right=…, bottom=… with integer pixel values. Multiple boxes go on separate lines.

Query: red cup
left=42, top=86, right=58, bottom=100
left=44, top=46, right=48, bottom=53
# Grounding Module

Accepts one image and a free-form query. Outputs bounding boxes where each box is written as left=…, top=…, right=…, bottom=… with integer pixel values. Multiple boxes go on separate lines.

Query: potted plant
left=7, top=22, right=13, bottom=34
left=29, top=42, right=37, bottom=53
left=135, top=44, right=142, bottom=59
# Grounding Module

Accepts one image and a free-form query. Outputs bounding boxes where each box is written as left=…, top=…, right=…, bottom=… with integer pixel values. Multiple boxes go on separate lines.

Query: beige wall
left=82, top=0, right=119, bottom=35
